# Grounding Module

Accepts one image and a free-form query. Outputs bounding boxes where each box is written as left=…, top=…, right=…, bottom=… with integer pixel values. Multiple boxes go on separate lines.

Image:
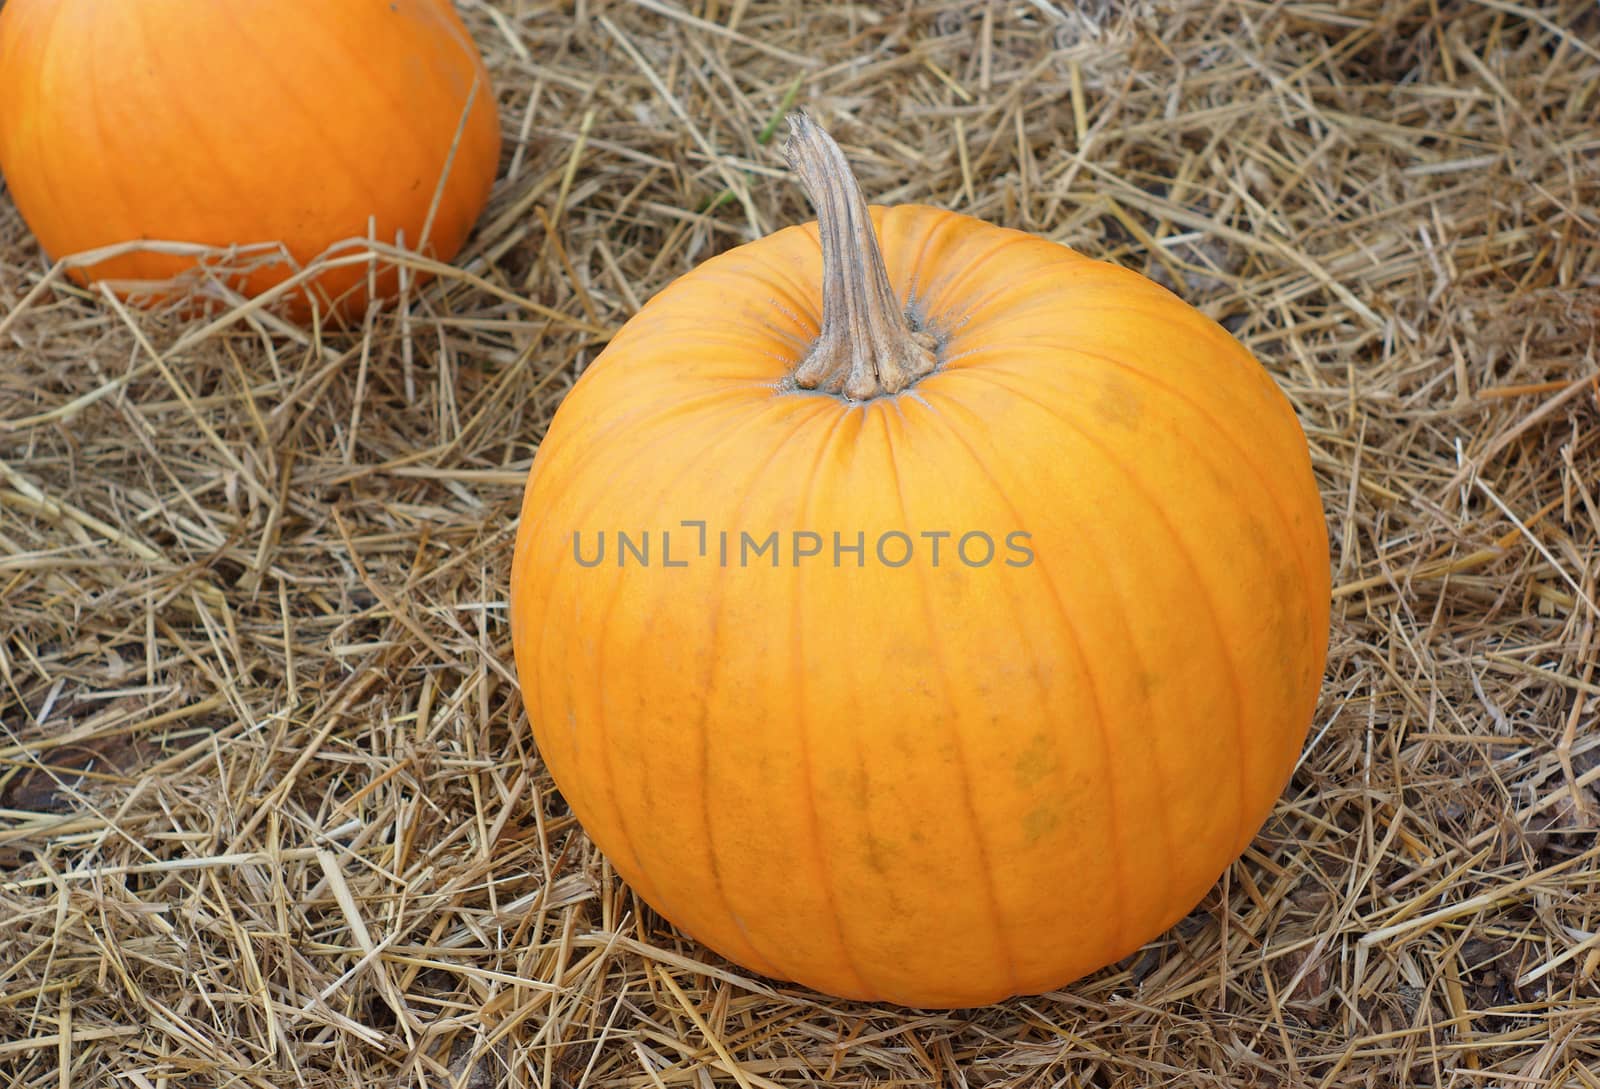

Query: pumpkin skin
left=0, top=0, right=500, bottom=317
left=509, top=201, right=1330, bottom=1008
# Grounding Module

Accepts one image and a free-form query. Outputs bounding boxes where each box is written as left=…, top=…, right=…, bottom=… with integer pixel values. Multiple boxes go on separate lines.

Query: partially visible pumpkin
left=508, top=114, right=1331, bottom=1008
left=0, top=0, right=501, bottom=317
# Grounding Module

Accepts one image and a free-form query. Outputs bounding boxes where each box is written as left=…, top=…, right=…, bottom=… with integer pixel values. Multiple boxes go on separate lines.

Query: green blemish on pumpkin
left=1013, top=730, right=1058, bottom=788
left=1023, top=803, right=1061, bottom=843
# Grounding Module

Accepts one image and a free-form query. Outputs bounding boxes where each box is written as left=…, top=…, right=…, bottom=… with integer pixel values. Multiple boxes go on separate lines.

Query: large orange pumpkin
left=0, top=0, right=501, bottom=317
left=509, top=114, right=1330, bottom=1008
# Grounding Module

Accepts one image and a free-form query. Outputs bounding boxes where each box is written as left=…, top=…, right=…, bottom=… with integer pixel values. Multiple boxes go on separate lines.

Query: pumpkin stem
left=785, top=112, right=937, bottom=401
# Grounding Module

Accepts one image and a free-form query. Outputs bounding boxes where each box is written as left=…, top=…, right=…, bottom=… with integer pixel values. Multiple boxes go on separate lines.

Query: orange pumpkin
left=509, top=114, right=1330, bottom=1008
left=0, top=0, right=501, bottom=317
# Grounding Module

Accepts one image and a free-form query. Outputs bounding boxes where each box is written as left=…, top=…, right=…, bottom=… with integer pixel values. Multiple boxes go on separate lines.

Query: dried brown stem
left=784, top=111, right=936, bottom=400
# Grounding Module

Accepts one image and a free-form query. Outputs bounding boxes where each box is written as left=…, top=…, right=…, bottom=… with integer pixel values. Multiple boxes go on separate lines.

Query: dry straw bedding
left=2, top=1, right=1599, bottom=1086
